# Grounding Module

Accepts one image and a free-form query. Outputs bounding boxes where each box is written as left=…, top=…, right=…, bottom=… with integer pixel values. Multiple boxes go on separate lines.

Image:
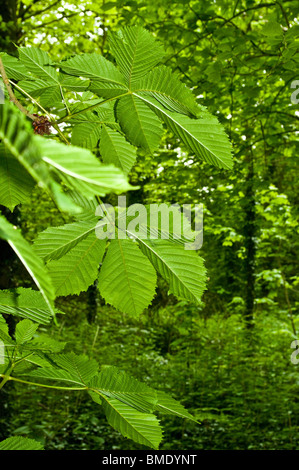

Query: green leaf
left=100, top=125, right=137, bottom=174
left=27, top=352, right=98, bottom=387
left=137, top=96, right=233, bottom=169
left=137, top=239, right=206, bottom=304
left=89, top=81, right=129, bottom=99
left=0, top=320, right=15, bottom=347
left=0, top=216, right=55, bottom=316
left=17, top=79, right=61, bottom=107
left=59, top=52, right=126, bottom=86
left=89, top=370, right=163, bottom=450
left=109, top=26, right=165, bottom=85
left=66, top=191, right=98, bottom=222
left=0, top=315, right=9, bottom=336
left=0, top=103, right=82, bottom=215
left=26, top=366, right=83, bottom=386
left=116, top=95, right=163, bottom=154
left=155, top=390, right=198, bottom=422
left=133, top=66, right=198, bottom=116
left=18, top=46, right=59, bottom=83
left=52, top=353, right=99, bottom=383
left=0, top=103, right=51, bottom=189
left=262, top=21, right=283, bottom=37
left=33, top=221, right=98, bottom=262
left=101, top=398, right=162, bottom=449
left=124, top=203, right=197, bottom=245
left=70, top=106, right=115, bottom=148
left=98, top=239, right=157, bottom=316
left=38, top=137, right=135, bottom=197
left=0, top=288, right=57, bottom=324
left=27, top=335, right=66, bottom=354
left=71, top=121, right=102, bottom=149
left=0, top=53, right=31, bottom=80
left=0, top=436, right=44, bottom=450
left=0, top=144, right=35, bottom=211
left=47, top=231, right=106, bottom=296
left=15, top=319, right=39, bottom=345
left=89, top=366, right=157, bottom=413
left=59, top=75, right=90, bottom=91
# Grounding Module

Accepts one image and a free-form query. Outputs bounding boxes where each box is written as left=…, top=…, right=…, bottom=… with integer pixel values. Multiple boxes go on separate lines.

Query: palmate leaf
left=37, top=137, right=135, bottom=197
left=47, top=231, right=106, bottom=296
left=135, top=95, right=233, bottom=169
left=33, top=220, right=98, bottom=262
left=98, top=239, right=157, bottom=316
left=0, top=216, right=55, bottom=316
left=100, top=125, right=137, bottom=174
left=137, top=239, right=206, bottom=304
left=116, top=95, right=163, bottom=154
left=25, top=334, right=66, bottom=354
left=0, top=144, right=35, bottom=211
left=16, top=352, right=195, bottom=449
left=0, top=436, right=44, bottom=451
left=0, top=288, right=58, bottom=324
left=124, top=203, right=197, bottom=245
left=108, top=26, right=165, bottom=85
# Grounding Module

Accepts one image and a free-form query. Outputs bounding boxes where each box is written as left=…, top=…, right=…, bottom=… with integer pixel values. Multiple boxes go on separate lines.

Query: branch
left=0, top=57, right=35, bottom=120
left=23, top=0, right=62, bottom=20
left=0, top=374, right=87, bottom=391
left=56, top=92, right=130, bottom=124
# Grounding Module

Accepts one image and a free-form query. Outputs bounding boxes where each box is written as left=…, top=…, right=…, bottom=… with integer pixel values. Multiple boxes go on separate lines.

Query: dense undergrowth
left=1, top=294, right=297, bottom=450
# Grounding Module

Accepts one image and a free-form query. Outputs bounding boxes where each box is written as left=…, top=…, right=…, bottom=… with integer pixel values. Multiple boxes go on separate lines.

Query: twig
left=0, top=57, right=35, bottom=120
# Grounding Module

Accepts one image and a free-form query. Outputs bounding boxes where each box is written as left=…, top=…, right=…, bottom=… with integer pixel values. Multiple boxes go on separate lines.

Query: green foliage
left=0, top=288, right=59, bottom=324
left=0, top=320, right=196, bottom=449
left=2, top=305, right=297, bottom=450
left=0, top=436, right=44, bottom=450
left=98, top=239, right=157, bottom=315
left=0, top=24, right=231, bottom=448
left=0, top=215, right=55, bottom=316
left=1, top=0, right=297, bottom=451
left=137, top=239, right=206, bottom=304
left=0, top=144, right=35, bottom=211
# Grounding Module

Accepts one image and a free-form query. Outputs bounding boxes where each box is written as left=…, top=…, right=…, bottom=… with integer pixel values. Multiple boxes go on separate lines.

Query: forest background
left=0, top=0, right=298, bottom=450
